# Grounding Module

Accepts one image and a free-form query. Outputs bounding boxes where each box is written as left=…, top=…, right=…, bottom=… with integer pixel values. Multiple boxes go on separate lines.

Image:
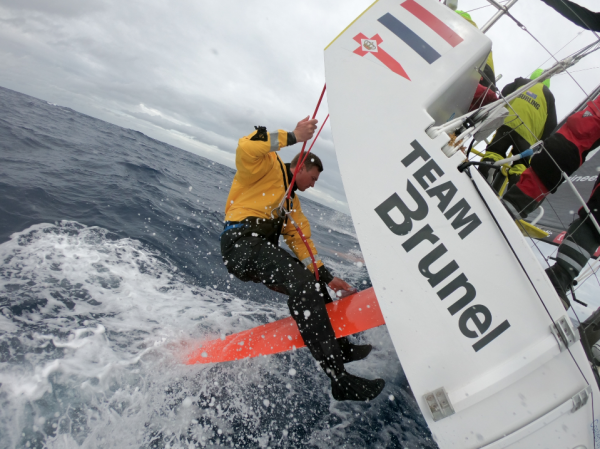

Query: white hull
left=324, top=0, right=600, bottom=447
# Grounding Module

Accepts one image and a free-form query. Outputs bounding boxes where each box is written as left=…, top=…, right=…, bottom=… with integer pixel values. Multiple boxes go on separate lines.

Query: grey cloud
left=126, top=108, right=238, bottom=153
left=0, top=0, right=598, bottom=211
left=0, top=0, right=105, bottom=17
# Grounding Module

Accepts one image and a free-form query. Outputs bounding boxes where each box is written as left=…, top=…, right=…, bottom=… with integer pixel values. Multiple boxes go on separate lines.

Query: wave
left=0, top=85, right=436, bottom=448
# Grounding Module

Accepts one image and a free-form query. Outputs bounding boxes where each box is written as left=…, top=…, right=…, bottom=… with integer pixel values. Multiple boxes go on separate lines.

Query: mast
left=480, top=0, right=520, bottom=33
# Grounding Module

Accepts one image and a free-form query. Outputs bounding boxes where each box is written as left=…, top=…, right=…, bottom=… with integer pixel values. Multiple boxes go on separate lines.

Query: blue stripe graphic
left=378, top=13, right=440, bottom=64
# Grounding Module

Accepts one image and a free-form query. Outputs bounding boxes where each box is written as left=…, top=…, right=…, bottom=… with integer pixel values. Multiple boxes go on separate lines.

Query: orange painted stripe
left=184, top=288, right=385, bottom=365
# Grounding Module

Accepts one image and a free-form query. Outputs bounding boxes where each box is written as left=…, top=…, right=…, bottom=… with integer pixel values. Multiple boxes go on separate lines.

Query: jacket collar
left=285, top=163, right=297, bottom=198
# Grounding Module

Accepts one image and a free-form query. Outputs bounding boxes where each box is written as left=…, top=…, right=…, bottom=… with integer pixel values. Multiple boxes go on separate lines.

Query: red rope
left=300, top=114, right=329, bottom=168
left=285, top=84, right=327, bottom=281
left=294, top=224, right=320, bottom=281
left=312, top=84, right=326, bottom=120
left=286, top=84, right=326, bottom=202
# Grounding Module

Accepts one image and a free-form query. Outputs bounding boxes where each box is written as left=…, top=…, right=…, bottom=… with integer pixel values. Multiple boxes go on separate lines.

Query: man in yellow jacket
left=221, top=117, right=385, bottom=401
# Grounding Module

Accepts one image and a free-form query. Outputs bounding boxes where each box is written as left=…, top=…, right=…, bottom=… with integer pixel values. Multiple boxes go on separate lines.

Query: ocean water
left=0, top=86, right=436, bottom=448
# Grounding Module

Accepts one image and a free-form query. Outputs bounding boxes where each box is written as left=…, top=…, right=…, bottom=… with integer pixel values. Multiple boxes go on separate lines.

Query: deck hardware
left=550, top=316, right=580, bottom=351
left=424, top=387, right=455, bottom=422
left=571, top=386, right=592, bottom=413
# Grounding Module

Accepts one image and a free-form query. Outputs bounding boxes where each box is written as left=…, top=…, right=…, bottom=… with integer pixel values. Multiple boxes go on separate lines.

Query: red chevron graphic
left=353, top=33, right=410, bottom=80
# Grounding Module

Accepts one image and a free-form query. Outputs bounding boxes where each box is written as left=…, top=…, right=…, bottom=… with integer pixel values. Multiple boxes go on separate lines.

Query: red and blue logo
left=354, top=0, right=463, bottom=80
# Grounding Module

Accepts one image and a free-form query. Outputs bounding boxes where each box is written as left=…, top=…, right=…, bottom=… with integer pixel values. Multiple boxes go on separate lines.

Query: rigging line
left=524, top=28, right=600, bottom=100
left=519, top=207, right=556, bottom=265
left=572, top=214, right=600, bottom=289
left=538, top=191, right=573, bottom=239
left=467, top=76, right=593, bottom=284
left=466, top=0, right=509, bottom=13
left=561, top=41, right=600, bottom=69
left=278, top=84, right=326, bottom=210
left=463, top=40, right=599, bottom=132
left=455, top=57, right=598, bottom=233
left=508, top=155, right=600, bottom=300
left=491, top=84, right=544, bottom=151
left=567, top=289, right=598, bottom=440
left=504, top=176, right=569, bottom=277
left=473, top=63, right=555, bottom=147
left=272, top=84, right=326, bottom=282
left=479, top=68, right=598, bottom=229
left=562, top=172, right=600, bottom=238
left=462, top=78, right=600, bottom=297
left=491, top=3, right=599, bottom=99
left=570, top=298, right=600, bottom=438
left=523, top=29, right=590, bottom=99
left=499, top=163, right=600, bottom=297
left=557, top=66, right=600, bottom=74
left=582, top=242, right=600, bottom=287
left=518, top=144, right=595, bottom=242
left=574, top=262, right=600, bottom=292
left=464, top=167, right=593, bottom=388
left=534, top=196, right=600, bottom=295
left=530, top=30, right=585, bottom=75
left=299, top=115, right=330, bottom=168
left=471, top=80, right=599, bottom=249
left=461, top=74, right=530, bottom=147
left=522, top=209, right=600, bottom=298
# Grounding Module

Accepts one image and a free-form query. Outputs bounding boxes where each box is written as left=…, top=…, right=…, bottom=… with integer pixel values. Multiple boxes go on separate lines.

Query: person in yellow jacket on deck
left=456, top=10, right=496, bottom=90
left=478, top=69, right=557, bottom=190
left=220, top=117, right=385, bottom=402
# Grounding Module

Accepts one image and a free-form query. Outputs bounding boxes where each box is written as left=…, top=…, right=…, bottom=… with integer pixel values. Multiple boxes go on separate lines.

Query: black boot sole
left=331, top=375, right=385, bottom=402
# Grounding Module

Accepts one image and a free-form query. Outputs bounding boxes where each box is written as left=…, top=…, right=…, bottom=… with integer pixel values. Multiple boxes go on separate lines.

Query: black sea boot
left=502, top=185, right=544, bottom=220
left=581, top=307, right=600, bottom=364
left=289, top=282, right=384, bottom=402
left=337, top=336, right=372, bottom=363
left=318, top=339, right=385, bottom=402
left=545, top=264, right=572, bottom=310
left=546, top=218, right=600, bottom=310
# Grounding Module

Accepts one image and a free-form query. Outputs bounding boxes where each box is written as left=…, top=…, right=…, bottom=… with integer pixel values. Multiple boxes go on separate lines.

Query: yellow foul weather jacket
left=456, top=10, right=495, bottom=88
left=225, top=128, right=324, bottom=272
left=501, top=78, right=557, bottom=146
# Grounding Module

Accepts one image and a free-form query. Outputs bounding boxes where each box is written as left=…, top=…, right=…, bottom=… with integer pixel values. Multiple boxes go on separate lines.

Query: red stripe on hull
left=401, top=0, right=463, bottom=48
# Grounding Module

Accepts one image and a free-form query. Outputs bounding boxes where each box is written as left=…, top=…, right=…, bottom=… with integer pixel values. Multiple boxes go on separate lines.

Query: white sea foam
left=0, top=221, right=415, bottom=448
left=0, top=222, right=295, bottom=446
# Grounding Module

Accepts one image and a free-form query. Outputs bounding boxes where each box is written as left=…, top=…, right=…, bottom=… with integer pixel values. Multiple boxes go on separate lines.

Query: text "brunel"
left=375, top=140, right=511, bottom=352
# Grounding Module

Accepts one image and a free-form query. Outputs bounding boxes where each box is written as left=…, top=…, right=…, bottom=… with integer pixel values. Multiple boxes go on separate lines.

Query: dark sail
left=533, top=151, right=600, bottom=244
left=531, top=84, right=600, bottom=245
left=540, top=0, right=600, bottom=32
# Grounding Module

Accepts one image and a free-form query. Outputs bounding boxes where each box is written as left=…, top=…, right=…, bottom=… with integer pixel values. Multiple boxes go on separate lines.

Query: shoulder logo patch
left=583, top=111, right=593, bottom=118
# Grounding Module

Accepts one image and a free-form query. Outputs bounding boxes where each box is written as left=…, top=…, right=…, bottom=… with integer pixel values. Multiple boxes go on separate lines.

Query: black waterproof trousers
left=220, top=220, right=345, bottom=374
left=486, top=125, right=531, bottom=159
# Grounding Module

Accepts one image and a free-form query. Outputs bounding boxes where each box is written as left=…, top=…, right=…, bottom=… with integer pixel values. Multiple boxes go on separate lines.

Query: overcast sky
left=1, top=0, right=599, bottom=213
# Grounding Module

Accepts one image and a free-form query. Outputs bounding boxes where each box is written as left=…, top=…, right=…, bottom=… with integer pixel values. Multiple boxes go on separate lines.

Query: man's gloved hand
left=328, top=277, right=357, bottom=298
left=294, top=116, right=318, bottom=142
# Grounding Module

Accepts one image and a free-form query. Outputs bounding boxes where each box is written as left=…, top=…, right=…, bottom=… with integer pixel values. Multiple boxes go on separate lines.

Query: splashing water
left=0, top=86, right=435, bottom=448
left=0, top=222, right=434, bottom=448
